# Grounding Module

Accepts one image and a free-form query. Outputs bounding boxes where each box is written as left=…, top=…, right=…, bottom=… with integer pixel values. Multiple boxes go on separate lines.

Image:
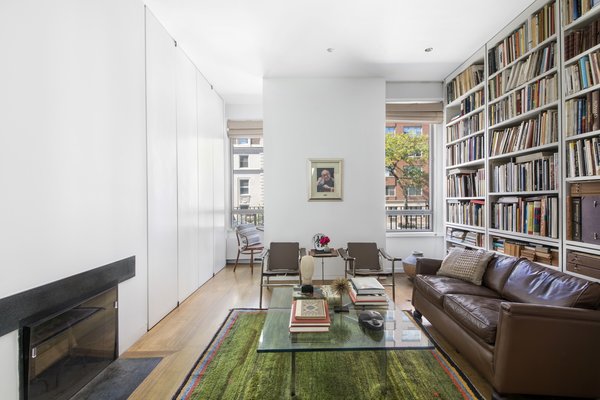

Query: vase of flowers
left=313, top=233, right=331, bottom=253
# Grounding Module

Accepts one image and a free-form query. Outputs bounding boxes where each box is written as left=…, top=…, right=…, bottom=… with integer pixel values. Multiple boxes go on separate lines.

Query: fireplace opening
left=20, top=286, right=118, bottom=400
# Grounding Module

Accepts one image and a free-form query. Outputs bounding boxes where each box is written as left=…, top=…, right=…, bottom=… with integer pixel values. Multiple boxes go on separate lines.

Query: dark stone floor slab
left=71, top=357, right=162, bottom=400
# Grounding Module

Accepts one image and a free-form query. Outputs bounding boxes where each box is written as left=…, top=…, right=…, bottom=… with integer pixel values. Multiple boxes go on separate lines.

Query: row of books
left=491, top=152, right=559, bottom=192
left=491, top=237, right=559, bottom=266
left=563, top=0, right=600, bottom=26
left=459, top=89, right=484, bottom=116
left=564, top=53, right=600, bottom=95
left=446, top=227, right=484, bottom=247
left=491, top=195, right=559, bottom=238
left=488, top=42, right=556, bottom=100
left=447, top=199, right=485, bottom=227
left=446, top=168, right=485, bottom=198
left=446, top=64, right=484, bottom=103
left=564, top=19, right=600, bottom=60
left=446, top=135, right=484, bottom=166
left=289, top=299, right=331, bottom=333
left=489, top=110, right=558, bottom=156
left=348, top=277, right=388, bottom=306
left=566, top=136, right=600, bottom=177
left=488, top=22, right=529, bottom=75
left=446, top=111, right=484, bottom=142
left=564, top=91, right=600, bottom=136
left=531, top=1, right=556, bottom=48
left=488, top=74, right=558, bottom=127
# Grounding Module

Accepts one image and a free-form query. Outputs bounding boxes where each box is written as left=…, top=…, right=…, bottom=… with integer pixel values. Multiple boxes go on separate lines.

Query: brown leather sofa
left=412, top=255, right=600, bottom=399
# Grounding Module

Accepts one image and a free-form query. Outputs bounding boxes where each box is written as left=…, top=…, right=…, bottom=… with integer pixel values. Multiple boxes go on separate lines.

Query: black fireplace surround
left=0, top=256, right=135, bottom=400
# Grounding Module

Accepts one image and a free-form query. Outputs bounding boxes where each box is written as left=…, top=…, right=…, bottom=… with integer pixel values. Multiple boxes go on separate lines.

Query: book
left=290, top=301, right=330, bottom=326
left=350, top=277, right=385, bottom=294
left=348, top=286, right=388, bottom=303
left=294, top=299, right=327, bottom=319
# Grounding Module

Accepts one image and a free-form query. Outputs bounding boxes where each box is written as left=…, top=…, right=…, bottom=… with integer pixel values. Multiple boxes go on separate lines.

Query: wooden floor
left=124, top=264, right=492, bottom=399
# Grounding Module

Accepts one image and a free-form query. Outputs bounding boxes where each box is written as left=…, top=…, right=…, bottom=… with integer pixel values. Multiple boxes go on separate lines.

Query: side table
left=309, top=248, right=339, bottom=283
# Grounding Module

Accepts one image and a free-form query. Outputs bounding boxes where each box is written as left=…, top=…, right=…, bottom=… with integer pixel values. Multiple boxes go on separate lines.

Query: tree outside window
left=385, top=125, right=429, bottom=210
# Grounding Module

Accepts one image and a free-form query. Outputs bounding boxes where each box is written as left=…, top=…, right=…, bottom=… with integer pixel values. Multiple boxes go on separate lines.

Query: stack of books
left=289, top=299, right=330, bottom=333
left=349, top=277, right=388, bottom=306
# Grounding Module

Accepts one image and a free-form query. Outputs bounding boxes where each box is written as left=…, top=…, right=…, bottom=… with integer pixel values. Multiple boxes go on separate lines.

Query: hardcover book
left=294, top=299, right=327, bottom=319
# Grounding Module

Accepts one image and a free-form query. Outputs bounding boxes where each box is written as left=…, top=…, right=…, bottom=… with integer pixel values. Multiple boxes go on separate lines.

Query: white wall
left=0, top=2, right=227, bottom=397
left=386, top=82, right=443, bottom=103
left=264, top=78, right=385, bottom=279
left=0, top=0, right=148, bottom=397
left=226, top=103, right=263, bottom=120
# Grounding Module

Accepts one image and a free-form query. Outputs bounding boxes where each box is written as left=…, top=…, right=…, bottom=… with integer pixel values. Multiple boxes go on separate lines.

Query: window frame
left=385, top=122, right=435, bottom=234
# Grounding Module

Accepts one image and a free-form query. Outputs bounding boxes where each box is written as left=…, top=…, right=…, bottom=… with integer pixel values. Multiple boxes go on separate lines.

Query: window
left=228, top=120, right=264, bottom=226
left=384, top=121, right=434, bottom=232
left=239, top=179, right=249, bottom=195
left=385, top=126, right=396, bottom=135
left=407, top=186, right=423, bottom=196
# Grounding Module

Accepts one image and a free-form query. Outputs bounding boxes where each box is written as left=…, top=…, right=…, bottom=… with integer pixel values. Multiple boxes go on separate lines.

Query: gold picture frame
left=308, top=159, right=343, bottom=201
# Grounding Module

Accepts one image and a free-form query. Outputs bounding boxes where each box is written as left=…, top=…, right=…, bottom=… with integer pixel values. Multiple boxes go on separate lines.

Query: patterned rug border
left=173, top=308, right=484, bottom=400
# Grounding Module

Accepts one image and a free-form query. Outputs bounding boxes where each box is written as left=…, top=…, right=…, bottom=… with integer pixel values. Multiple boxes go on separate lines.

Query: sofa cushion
left=502, top=260, right=600, bottom=309
left=414, top=275, right=501, bottom=308
left=437, top=248, right=495, bottom=285
left=482, top=255, right=520, bottom=293
left=444, top=294, right=504, bottom=344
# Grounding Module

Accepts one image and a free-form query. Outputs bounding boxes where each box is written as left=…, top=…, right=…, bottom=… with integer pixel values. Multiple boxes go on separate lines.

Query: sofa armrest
left=493, top=302, right=600, bottom=397
left=415, top=258, right=442, bottom=275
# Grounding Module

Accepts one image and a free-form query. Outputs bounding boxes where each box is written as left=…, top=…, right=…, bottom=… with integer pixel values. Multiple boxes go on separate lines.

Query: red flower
left=319, top=236, right=330, bottom=245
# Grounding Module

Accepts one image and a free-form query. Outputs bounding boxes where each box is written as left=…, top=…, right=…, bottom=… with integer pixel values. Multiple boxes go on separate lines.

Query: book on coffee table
left=295, top=299, right=327, bottom=319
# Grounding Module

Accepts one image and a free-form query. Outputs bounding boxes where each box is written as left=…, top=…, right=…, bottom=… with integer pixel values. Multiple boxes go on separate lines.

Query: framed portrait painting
left=308, top=159, right=343, bottom=200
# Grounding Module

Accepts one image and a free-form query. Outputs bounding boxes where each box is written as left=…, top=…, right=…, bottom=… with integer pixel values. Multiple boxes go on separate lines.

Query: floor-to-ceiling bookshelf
left=444, top=0, right=600, bottom=281
left=561, top=0, right=600, bottom=280
left=444, top=49, right=487, bottom=251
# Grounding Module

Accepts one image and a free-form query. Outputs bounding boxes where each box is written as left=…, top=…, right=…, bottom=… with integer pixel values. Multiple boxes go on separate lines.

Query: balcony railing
left=386, top=209, right=432, bottom=232
left=232, top=206, right=264, bottom=227
left=232, top=206, right=431, bottom=232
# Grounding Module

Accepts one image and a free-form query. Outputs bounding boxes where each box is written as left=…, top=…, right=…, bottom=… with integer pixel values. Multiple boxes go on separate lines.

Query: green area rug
left=175, top=309, right=481, bottom=400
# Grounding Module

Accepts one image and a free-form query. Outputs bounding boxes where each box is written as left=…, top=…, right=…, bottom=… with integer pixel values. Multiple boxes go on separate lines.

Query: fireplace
left=0, top=257, right=135, bottom=400
left=20, top=287, right=118, bottom=400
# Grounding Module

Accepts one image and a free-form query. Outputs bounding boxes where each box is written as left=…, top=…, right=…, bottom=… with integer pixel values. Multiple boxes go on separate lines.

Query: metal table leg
left=290, top=351, right=296, bottom=397
left=378, top=350, right=388, bottom=395
left=321, top=258, right=325, bottom=284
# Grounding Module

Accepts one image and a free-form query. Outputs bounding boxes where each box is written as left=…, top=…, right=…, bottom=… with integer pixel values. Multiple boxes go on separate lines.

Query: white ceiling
left=144, top=0, right=535, bottom=104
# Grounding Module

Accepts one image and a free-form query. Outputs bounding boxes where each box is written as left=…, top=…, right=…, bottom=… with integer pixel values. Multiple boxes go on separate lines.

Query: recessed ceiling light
left=424, top=47, right=433, bottom=52
left=326, top=48, right=335, bottom=53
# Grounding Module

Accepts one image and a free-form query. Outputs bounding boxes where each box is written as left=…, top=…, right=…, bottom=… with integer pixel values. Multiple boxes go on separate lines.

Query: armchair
left=338, top=242, right=401, bottom=302
left=259, top=242, right=306, bottom=308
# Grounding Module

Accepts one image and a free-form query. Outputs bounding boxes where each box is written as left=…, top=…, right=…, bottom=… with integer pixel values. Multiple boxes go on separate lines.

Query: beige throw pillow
left=437, top=248, right=494, bottom=285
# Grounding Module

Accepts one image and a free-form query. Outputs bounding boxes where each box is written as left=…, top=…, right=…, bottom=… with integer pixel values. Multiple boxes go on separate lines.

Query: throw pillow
left=437, top=248, right=494, bottom=285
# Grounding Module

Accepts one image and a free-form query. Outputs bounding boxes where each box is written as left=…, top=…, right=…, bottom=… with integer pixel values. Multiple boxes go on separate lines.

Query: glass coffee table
left=257, top=286, right=433, bottom=397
